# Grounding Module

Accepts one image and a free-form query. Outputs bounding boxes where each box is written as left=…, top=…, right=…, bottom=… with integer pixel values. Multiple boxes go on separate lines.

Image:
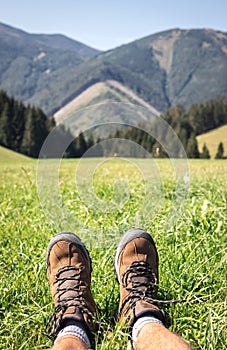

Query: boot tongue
left=131, top=274, right=149, bottom=289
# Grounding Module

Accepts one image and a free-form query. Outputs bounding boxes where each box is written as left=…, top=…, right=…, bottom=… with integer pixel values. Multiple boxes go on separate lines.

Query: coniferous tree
left=20, top=108, right=36, bottom=157
left=86, top=134, right=95, bottom=149
left=72, top=132, right=87, bottom=158
left=11, top=101, right=26, bottom=152
left=46, top=114, right=56, bottom=132
left=0, top=103, right=10, bottom=147
left=200, top=143, right=211, bottom=159
left=78, top=132, right=87, bottom=155
left=215, top=142, right=224, bottom=159
left=32, top=106, right=49, bottom=157
left=186, top=134, right=200, bottom=158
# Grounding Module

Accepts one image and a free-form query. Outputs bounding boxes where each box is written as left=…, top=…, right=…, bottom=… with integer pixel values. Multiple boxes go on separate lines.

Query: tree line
left=0, top=90, right=53, bottom=157
left=103, top=98, right=227, bottom=159
left=0, top=89, right=226, bottom=158
left=0, top=90, right=93, bottom=158
left=160, top=98, right=227, bottom=158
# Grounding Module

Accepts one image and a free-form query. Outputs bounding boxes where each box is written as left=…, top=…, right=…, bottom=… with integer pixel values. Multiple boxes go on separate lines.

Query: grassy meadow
left=197, top=124, right=227, bottom=159
left=0, top=147, right=226, bottom=350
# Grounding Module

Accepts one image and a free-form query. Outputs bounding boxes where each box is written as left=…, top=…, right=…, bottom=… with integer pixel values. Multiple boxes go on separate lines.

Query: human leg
left=52, top=335, right=88, bottom=350
left=44, top=232, right=99, bottom=350
left=114, top=228, right=191, bottom=350
left=135, top=323, right=191, bottom=350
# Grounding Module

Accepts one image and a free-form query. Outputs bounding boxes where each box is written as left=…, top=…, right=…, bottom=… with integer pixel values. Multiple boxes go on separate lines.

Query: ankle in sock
left=55, top=322, right=91, bottom=348
left=132, top=315, right=164, bottom=348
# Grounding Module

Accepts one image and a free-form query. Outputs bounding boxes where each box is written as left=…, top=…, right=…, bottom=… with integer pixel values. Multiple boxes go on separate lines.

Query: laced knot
left=122, top=261, right=157, bottom=294
left=120, top=261, right=158, bottom=314
left=120, top=261, right=186, bottom=316
left=44, top=265, right=100, bottom=340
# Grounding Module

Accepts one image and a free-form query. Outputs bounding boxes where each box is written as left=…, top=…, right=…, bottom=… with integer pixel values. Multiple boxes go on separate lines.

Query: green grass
left=0, top=146, right=30, bottom=162
left=0, top=157, right=226, bottom=349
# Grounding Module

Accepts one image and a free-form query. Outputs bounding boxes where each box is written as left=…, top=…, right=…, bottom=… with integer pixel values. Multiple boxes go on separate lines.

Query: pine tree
left=73, top=132, right=88, bottom=157
left=200, top=143, right=211, bottom=159
left=0, top=103, right=10, bottom=147
left=215, top=142, right=224, bottom=159
left=78, top=132, right=87, bottom=155
left=20, top=108, right=36, bottom=157
left=32, top=107, right=49, bottom=157
left=186, top=134, right=200, bottom=158
left=87, top=134, right=95, bottom=149
left=11, top=101, right=26, bottom=152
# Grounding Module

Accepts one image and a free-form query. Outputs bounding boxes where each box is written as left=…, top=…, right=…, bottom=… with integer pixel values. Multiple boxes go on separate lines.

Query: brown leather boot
left=44, top=231, right=99, bottom=342
left=114, top=228, right=165, bottom=327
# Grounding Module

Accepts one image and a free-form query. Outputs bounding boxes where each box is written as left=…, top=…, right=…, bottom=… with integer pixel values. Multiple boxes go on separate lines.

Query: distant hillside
left=103, top=28, right=227, bottom=111
left=44, top=27, right=227, bottom=115
left=54, top=80, right=160, bottom=135
left=197, top=125, right=227, bottom=158
left=0, top=23, right=227, bottom=117
left=0, top=145, right=30, bottom=161
left=0, top=22, right=100, bottom=114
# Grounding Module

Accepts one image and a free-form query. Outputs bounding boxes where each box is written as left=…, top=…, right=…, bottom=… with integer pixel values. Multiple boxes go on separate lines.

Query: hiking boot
left=44, top=231, right=98, bottom=341
left=114, top=228, right=165, bottom=327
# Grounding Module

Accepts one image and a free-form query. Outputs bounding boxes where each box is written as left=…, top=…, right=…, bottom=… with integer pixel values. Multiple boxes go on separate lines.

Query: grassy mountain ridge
left=54, top=80, right=160, bottom=122
left=0, top=22, right=99, bottom=55
left=0, top=23, right=227, bottom=117
left=54, top=81, right=160, bottom=138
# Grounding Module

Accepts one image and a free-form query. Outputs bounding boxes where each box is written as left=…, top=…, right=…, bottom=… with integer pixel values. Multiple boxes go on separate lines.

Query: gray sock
left=132, top=316, right=164, bottom=348
left=55, top=323, right=91, bottom=348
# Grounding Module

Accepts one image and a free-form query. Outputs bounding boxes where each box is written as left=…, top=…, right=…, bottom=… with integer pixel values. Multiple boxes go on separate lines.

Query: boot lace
left=119, top=261, right=185, bottom=316
left=44, top=265, right=103, bottom=340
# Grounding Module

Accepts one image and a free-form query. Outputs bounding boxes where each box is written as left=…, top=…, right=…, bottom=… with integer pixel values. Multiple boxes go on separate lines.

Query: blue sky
left=0, top=0, right=226, bottom=50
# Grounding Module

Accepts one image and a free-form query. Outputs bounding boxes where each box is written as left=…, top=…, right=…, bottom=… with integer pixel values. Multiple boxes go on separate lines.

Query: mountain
left=54, top=80, right=161, bottom=136
left=1, top=23, right=227, bottom=119
left=102, top=28, right=227, bottom=111
left=0, top=22, right=100, bottom=113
